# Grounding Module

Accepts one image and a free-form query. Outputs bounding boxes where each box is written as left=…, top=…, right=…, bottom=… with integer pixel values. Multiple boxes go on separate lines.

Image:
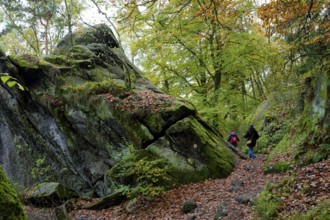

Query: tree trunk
left=64, top=0, right=74, bottom=47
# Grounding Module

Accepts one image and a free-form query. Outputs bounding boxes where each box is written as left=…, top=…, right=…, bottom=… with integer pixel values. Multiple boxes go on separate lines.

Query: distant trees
left=258, top=0, right=330, bottom=122
left=0, top=0, right=85, bottom=55
left=258, top=0, right=330, bottom=73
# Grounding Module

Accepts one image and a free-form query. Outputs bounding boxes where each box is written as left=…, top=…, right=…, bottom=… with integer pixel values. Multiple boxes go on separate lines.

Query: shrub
left=253, top=183, right=282, bottom=220
left=254, top=177, right=295, bottom=220
left=264, top=162, right=291, bottom=174
left=111, top=150, right=173, bottom=200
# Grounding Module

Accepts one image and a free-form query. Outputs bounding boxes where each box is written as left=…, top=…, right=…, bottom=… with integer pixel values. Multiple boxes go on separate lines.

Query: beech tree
left=99, top=0, right=283, bottom=129
left=258, top=0, right=330, bottom=72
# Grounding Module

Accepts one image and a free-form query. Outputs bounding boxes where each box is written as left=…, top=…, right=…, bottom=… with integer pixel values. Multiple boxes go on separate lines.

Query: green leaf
left=1, top=75, right=11, bottom=83
left=7, top=81, right=17, bottom=87
left=1, top=74, right=24, bottom=90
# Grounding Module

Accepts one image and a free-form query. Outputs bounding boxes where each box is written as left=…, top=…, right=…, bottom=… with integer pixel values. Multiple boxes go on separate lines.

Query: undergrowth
left=253, top=176, right=295, bottom=220
left=110, top=149, right=173, bottom=201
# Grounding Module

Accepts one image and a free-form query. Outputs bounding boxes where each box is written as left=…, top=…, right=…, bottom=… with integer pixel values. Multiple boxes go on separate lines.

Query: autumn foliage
left=258, top=0, right=330, bottom=46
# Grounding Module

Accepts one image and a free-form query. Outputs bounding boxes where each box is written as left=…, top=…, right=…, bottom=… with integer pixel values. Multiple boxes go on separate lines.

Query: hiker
left=227, top=129, right=239, bottom=147
left=243, top=124, right=259, bottom=159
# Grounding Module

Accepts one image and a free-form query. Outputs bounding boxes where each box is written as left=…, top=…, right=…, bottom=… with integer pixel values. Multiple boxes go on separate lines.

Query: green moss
left=113, top=110, right=155, bottom=148
left=42, top=54, right=69, bottom=65
left=268, top=134, right=291, bottom=159
left=190, top=119, right=235, bottom=179
left=38, top=59, right=59, bottom=71
left=253, top=183, right=282, bottom=220
left=31, top=156, right=52, bottom=181
left=18, top=60, right=37, bottom=69
left=204, top=143, right=235, bottom=178
left=28, top=182, right=77, bottom=199
left=168, top=167, right=208, bottom=184
left=142, top=114, right=165, bottom=134
left=72, top=59, right=95, bottom=69
left=62, top=80, right=127, bottom=97
left=68, top=45, right=96, bottom=59
left=254, top=177, right=295, bottom=220
left=286, top=110, right=330, bottom=166
left=0, top=167, right=27, bottom=220
left=10, top=54, right=39, bottom=69
left=129, top=123, right=154, bottom=147
left=106, top=150, right=173, bottom=199
left=170, top=117, right=235, bottom=181
left=90, top=97, right=114, bottom=119
left=264, top=161, right=291, bottom=174
left=144, top=116, right=235, bottom=184
left=74, top=30, right=100, bottom=45
left=88, top=68, right=112, bottom=81
left=298, top=146, right=330, bottom=165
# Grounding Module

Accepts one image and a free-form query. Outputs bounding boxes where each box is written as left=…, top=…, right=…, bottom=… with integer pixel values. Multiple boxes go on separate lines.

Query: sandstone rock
left=24, top=182, right=78, bottom=207
left=0, top=24, right=237, bottom=198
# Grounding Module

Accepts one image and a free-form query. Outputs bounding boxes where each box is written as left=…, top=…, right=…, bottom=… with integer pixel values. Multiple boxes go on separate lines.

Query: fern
left=113, top=151, right=172, bottom=200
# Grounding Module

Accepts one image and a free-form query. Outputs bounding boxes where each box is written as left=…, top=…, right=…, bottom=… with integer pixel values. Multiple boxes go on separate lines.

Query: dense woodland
left=0, top=0, right=329, bottom=219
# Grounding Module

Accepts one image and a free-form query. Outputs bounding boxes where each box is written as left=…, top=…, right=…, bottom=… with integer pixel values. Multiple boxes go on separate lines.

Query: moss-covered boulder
left=0, top=167, right=27, bottom=220
left=24, top=182, right=78, bottom=207
left=147, top=116, right=235, bottom=183
left=0, top=24, right=237, bottom=199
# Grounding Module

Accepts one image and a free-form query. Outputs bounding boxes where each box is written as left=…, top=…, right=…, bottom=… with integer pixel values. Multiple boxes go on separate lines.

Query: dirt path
left=70, top=154, right=280, bottom=220
left=23, top=156, right=330, bottom=219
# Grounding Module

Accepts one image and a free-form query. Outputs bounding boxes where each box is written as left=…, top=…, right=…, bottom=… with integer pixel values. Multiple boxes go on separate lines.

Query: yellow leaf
left=1, top=75, right=11, bottom=83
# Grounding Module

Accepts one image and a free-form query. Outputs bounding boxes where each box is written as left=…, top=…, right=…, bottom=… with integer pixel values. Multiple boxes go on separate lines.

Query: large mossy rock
left=24, top=182, right=78, bottom=207
left=0, top=24, right=237, bottom=198
left=0, top=166, right=27, bottom=220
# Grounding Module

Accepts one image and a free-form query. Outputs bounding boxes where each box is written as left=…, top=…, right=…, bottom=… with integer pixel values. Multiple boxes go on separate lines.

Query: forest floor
left=24, top=155, right=330, bottom=220
left=69, top=154, right=280, bottom=220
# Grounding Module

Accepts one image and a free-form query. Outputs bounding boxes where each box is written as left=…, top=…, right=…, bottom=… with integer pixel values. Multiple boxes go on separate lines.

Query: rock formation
left=0, top=24, right=237, bottom=198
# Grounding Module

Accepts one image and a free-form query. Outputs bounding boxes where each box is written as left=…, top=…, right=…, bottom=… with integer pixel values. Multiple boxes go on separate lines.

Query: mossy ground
left=0, top=167, right=27, bottom=220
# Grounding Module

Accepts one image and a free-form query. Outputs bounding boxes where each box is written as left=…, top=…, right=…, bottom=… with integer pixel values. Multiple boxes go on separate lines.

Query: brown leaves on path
left=25, top=156, right=329, bottom=219
left=71, top=155, right=278, bottom=220
left=280, top=159, right=330, bottom=217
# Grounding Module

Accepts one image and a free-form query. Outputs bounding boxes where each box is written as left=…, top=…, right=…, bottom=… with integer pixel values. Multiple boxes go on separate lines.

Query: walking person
left=227, top=129, right=239, bottom=147
left=243, top=124, right=259, bottom=159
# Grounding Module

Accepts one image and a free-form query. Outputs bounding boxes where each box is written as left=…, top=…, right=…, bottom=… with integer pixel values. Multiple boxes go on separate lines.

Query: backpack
left=254, top=130, right=260, bottom=140
left=230, top=135, right=237, bottom=144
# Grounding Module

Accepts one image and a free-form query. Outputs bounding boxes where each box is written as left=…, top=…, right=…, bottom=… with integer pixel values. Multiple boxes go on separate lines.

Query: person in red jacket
left=227, top=129, right=239, bottom=147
